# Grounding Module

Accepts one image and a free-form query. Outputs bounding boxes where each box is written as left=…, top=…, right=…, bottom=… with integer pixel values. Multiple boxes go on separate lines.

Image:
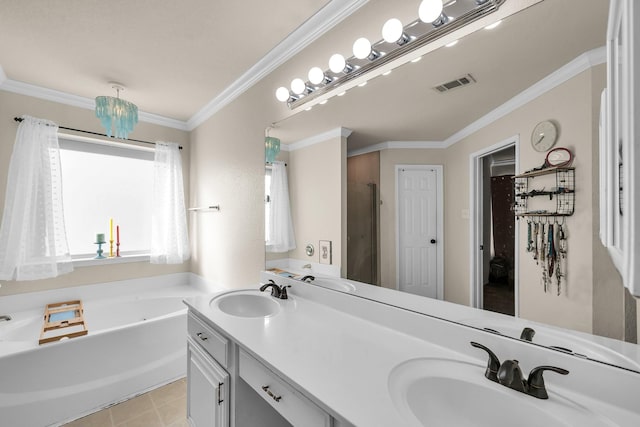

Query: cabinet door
left=187, top=339, right=229, bottom=427
left=604, top=0, right=640, bottom=296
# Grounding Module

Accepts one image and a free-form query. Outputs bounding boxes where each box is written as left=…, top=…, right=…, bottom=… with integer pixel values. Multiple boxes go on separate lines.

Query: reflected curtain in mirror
left=266, top=161, right=296, bottom=253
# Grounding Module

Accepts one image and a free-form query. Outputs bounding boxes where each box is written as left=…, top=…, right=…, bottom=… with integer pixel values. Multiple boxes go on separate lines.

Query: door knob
left=430, top=239, right=437, bottom=244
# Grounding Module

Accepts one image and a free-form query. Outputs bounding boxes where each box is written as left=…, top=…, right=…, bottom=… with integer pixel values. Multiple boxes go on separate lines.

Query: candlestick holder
left=94, top=241, right=106, bottom=259
left=116, top=241, right=121, bottom=257
left=109, top=240, right=114, bottom=258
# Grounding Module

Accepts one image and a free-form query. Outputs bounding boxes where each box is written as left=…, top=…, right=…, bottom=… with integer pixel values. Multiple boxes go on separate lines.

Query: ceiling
left=0, top=0, right=609, bottom=147
left=0, top=0, right=331, bottom=121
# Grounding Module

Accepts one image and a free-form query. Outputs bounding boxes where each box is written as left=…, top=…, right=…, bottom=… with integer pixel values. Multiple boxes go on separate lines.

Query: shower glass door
left=347, top=182, right=378, bottom=284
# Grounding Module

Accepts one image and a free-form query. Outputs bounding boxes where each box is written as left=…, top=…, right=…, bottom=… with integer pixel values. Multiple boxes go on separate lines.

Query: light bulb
left=275, top=87, right=290, bottom=102
left=329, top=54, right=347, bottom=73
left=353, top=37, right=373, bottom=60
left=358, top=81, right=368, bottom=87
left=419, top=0, right=444, bottom=23
left=319, top=99, right=328, bottom=105
left=445, top=40, right=459, bottom=47
left=291, top=78, right=306, bottom=95
left=308, top=67, right=325, bottom=85
left=382, top=18, right=404, bottom=43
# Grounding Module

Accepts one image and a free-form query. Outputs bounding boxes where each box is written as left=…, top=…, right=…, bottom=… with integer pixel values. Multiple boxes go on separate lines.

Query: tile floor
left=63, top=378, right=188, bottom=427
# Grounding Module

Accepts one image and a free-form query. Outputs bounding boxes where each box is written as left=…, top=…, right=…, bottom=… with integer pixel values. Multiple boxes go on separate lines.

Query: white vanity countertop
left=185, top=283, right=640, bottom=427
left=184, top=288, right=477, bottom=426
left=264, top=270, right=640, bottom=371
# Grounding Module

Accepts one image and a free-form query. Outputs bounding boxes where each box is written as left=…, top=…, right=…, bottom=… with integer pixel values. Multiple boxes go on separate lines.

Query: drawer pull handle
left=196, top=332, right=208, bottom=341
left=261, top=385, right=282, bottom=402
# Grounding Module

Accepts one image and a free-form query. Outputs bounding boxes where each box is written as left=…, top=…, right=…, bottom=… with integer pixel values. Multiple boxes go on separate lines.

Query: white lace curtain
left=0, top=116, right=73, bottom=280
left=266, top=161, right=296, bottom=253
left=150, top=141, right=190, bottom=264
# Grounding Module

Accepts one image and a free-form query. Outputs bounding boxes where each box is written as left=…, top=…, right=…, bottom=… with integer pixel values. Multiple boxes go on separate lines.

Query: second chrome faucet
left=470, top=341, right=569, bottom=399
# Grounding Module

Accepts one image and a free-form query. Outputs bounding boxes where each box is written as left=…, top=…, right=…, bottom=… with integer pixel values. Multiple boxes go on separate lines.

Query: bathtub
left=0, top=272, right=220, bottom=427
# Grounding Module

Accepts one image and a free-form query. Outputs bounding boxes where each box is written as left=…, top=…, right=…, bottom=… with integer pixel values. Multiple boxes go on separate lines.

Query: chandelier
left=265, top=136, right=281, bottom=164
left=95, top=83, right=139, bottom=139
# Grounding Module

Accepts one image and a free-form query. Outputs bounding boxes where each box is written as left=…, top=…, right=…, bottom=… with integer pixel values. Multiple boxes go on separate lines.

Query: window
left=59, top=136, right=153, bottom=257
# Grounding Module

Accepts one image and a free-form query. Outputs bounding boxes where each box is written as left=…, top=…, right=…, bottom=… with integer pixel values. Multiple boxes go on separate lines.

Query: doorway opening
left=470, top=137, right=519, bottom=316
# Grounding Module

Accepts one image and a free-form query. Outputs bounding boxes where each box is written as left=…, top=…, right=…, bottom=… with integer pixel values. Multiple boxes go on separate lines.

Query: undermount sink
left=388, top=358, right=614, bottom=427
left=211, top=291, right=281, bottom=318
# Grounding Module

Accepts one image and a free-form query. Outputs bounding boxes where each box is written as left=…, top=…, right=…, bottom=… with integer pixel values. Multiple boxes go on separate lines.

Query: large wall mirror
left=265, top=0, right=640, bottom=372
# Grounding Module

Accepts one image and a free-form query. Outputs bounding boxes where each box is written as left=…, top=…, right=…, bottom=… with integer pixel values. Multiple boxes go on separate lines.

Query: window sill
left=72, top=254, right=150, bottom=267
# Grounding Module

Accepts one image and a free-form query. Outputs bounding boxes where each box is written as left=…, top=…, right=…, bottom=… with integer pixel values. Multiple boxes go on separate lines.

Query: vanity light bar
left=276, top=0, right=505, bottom=110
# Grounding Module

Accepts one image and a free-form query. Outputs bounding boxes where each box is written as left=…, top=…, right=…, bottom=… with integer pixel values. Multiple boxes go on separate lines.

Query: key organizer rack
left=512, top=166, right=575, bottom=217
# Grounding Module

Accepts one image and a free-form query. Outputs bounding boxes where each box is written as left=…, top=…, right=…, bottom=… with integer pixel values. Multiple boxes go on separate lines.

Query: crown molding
left=348, top=140, right=447, bottom=157
left=284, top=127, right=353, bottom=152
left=186, top=0, right=369, bottom=130
left=0, top=77, right=189, bottom=131
left=0, top=0, right=368, bottom=132
left=347, top=46, right=606, bottom=156
left=443, top=46, right=606, bottom=147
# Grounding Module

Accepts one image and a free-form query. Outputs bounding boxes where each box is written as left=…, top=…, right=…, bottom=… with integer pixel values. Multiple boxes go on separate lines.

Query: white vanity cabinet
left=187, top=312, right=231, bottom=427
left=239, top=349, right=332, bottom=427
left=187, top=310, right=338, bottom=427
left=187, top=338, right=229, bottom=427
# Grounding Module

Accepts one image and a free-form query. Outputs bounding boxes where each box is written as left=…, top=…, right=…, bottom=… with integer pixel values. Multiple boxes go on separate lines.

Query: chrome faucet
left=259, top=280, right=291, bottom=300
left=470, top=341, right=569, bottom=399
left=300, top=275, right=315, bottom=283
left=0, top=315, right=11, bottom=322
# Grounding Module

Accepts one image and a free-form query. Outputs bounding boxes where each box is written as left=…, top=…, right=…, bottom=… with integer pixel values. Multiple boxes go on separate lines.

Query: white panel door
left=398, top=167, right=439, bottom=298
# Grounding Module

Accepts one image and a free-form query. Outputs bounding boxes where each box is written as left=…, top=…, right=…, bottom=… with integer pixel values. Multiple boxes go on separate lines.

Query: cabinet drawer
left=188, top=312, right=229, bottom=368
left=239, top=349, right=331, bottom=427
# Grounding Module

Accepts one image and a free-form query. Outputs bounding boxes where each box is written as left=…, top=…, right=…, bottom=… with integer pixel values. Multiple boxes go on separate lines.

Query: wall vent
left=433, top=74, right=476, bottom=93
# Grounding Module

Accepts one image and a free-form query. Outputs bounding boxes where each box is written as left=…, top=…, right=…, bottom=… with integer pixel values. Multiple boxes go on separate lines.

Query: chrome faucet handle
left=470, top=342, right=501, bottom=382
left=300, top=275, right=315, bottom=283
left=497, top=360, right=526, bottom=393
left=520, top=327, right=536, bottom=342
left=527, top=365, right=569, bottom=399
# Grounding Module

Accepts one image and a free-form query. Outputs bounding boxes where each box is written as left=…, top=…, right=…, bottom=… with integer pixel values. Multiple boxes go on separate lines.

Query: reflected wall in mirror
left=265, top=0, right=639, bottom=370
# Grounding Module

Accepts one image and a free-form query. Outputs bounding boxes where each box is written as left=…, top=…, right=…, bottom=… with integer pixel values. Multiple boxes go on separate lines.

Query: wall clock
left=531, top=120, right=558, bottom=152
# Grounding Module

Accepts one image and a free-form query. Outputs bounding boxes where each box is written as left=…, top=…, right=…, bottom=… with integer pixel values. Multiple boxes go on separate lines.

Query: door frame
left=395, top=164, right=444, bottom=299
left=469, top=136, right=520, bottom=315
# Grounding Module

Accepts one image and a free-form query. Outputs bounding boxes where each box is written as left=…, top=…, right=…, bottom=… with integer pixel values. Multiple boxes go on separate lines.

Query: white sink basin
left=211, top=291, right=281, bottom=318
left=388, top=358, right=614, bottom=427
left=311, top=278, right=356, bottom=293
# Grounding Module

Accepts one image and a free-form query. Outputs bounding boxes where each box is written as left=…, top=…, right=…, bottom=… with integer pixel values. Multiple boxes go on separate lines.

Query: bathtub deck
left=63, top=378, right=187, bottom=427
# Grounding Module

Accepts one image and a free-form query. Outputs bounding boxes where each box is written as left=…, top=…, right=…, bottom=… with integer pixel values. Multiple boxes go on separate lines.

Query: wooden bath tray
left=39, top=300, right=88, bottom=345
